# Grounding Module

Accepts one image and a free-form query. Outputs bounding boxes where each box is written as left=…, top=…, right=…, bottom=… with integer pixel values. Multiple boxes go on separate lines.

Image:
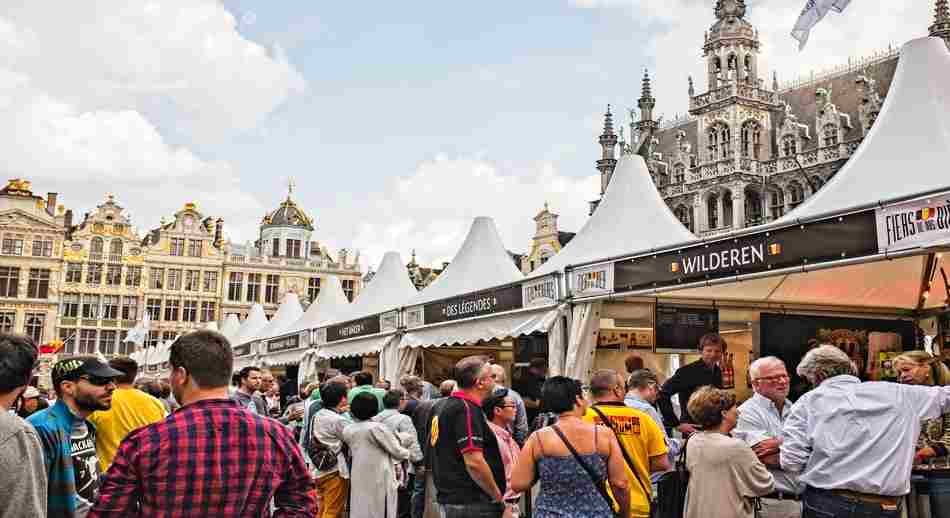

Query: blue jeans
left=411, top=472, right=426, bottom=518
left=802, top=488, right=901, bottom=518
left=930, top=476, right=950, bottom=518
left=440, top=501, right=505, bottom=518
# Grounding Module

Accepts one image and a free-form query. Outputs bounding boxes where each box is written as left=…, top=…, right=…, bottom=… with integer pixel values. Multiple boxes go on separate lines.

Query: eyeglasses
left=501, top=404, right=518, bottom=408
left=79, top=375, right=116, bottom=387
left=754, top=374, right=790, bottom=383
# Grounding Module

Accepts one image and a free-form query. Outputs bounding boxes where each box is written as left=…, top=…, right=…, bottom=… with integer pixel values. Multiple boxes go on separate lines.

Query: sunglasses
left=78, top=375, right=116, bottom=387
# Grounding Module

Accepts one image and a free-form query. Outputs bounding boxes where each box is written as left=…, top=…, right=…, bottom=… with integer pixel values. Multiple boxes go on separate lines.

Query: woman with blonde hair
left=894, top=350, right=950, bottom=516
left=682, top=386, right=773, bottom=518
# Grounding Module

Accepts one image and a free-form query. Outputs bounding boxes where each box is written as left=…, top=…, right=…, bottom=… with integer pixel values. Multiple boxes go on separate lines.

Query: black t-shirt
left=514, top=373, right=545, bottom=424
left=431, top=392, right=506, bottom=505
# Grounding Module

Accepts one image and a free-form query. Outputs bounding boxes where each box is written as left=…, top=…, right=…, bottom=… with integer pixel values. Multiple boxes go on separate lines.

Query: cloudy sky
left=0, top=1, right=934, bottom=270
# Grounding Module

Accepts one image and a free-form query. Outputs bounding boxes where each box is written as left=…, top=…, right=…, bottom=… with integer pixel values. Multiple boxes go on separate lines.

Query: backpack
left=306, top=411, right=339, bottom=472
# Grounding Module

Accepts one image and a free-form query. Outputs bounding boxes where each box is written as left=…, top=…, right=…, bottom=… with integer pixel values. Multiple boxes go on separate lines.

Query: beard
left=74, top=389, right=111, bottom=412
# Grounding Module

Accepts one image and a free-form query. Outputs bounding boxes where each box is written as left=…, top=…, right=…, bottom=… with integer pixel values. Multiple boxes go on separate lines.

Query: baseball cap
left=52, top=356, right=123, bottom=388
left=22, top=386, right=40, bottom=399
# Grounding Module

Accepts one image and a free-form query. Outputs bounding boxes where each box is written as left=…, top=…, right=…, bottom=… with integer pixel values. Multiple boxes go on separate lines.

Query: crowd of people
left=2, top=329, right=950, bottom=518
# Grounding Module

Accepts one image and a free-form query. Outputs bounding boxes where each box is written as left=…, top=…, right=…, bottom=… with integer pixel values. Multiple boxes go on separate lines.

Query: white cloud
left=0, top=1, right=305, bottom=140
left=0, top=1, right=303, bottom=242
left=570, top=0, right=932, bottom=116
left=350, top=155, right=599, bottom=269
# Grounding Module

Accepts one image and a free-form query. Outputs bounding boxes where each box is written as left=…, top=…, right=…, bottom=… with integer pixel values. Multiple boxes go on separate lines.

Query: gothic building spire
left=638, top=69, right=656, bottom=122
left=596, top=104, right=618, bottom=196
left=932, top=0, right=950, bottom=47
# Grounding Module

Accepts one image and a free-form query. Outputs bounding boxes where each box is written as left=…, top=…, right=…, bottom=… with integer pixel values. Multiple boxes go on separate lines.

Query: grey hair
left=797, top=345, right=854, bottom=384
left=749, top=356, right=786, bottom=380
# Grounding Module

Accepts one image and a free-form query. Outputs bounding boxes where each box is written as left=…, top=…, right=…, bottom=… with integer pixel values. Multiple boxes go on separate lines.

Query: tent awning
left=262, top=346, right=310, bottom=367
left=401, top=305, right=561, bottom=349
left=316, top=332, right=397, bottom=360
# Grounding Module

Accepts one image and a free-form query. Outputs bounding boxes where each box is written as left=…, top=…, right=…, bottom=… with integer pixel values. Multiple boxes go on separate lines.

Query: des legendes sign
left=424, top=284, right=523, bottom=325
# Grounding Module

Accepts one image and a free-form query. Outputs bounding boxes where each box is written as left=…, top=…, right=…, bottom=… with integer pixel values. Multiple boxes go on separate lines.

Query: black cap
left=52, top=356, right=124, bottom=388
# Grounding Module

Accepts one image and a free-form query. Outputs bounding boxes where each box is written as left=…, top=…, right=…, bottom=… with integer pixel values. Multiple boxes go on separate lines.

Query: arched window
left=782, top=135, right=798, bottom=157
left=769, top=190, right=785, bottom=219
left=722, top=191, right=734, bottom=228
left=745, top=189, right=763, bottom=225
left=823, top=123, right=838, bottom=147
left=90, top=237, right=104, bottom=260
left=109, top=239, right=123, bottom=259
left=673, top=164, right=686, bottom=184
left=812, top=176, right=825, bottom=189
left=744, top=55, right=753, bottom=83
left=707, top=196, right=719, bottom=229
left=741, top=121, right=762, bottom=159
left=707, top=127, right=719, bottom=162
left=719, top=125, right=731, bottom=159
left=674, top=206, right=693, bottom=232
left=788, top=181, right=805, bottom=208
left=713, top=57, right=722, bottom=75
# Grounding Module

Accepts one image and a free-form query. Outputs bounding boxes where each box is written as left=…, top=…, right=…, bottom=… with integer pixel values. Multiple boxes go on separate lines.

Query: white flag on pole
left=123, top=313, right=151, bottom=346
left=792, top=0, right=853, bottom=50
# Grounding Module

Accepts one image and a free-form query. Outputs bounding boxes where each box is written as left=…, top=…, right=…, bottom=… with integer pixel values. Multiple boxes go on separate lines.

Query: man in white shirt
left=781, top=345, right=950, bottom=518
left=736, top=357, right=802, bottom=518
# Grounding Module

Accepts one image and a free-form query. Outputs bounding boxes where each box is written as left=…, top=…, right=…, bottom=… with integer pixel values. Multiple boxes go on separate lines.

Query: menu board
left=654, top=305, right=719, bottom=353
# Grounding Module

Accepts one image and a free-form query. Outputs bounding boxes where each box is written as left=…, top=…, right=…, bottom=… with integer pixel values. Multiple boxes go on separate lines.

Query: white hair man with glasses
left=735, top=357, right=802, bottom=518
left=782, top=345, right=950, bottom=518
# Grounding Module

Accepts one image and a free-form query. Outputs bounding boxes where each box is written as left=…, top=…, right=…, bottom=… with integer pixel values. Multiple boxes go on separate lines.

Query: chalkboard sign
left=654, top=305, right=719, bottom=353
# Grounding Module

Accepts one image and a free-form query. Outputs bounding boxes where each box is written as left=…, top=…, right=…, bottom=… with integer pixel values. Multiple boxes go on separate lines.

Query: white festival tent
left=285, top=276, right=351, bottom=383
left=254, top=293, right=306, bottom=367
left=396, top=217, right=565, bottom=383
left=219, top=313, right=241, bottom=343
left=315, top=252, right=417, bottom=366
left=596, top=37, right=950, bottom=312
left=203, top=321, right=219, bottom=332
left=549, top=37, right=950, bottom=384
left=232, top=303, right=269, bottom=370
left=528, top=152, right=694, bottom=379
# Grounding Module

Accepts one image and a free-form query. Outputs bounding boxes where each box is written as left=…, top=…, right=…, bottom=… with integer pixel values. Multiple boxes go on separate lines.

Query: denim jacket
left=27, top=399, right=96, bottom=518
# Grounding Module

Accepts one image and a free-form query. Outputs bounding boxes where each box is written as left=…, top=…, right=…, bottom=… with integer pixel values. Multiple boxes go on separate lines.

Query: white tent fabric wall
left=316, top=252, right=417, bottom=360
left=232, top=303, right=269, bottom=347
left=255, top=293, right=304, bottom=343
left=204, top=321, right=219, bottom=332
left=405, top=217, right=524, bottom=307
left=298, top=350, right=319, bottom=384
left=530, top=155, right=695, bottom=278
left=379, top=342, right=421, bottom=387
left=778, top=37, right=950, bottom=224
left=285, top=276, right=350, bottom=338
left=400, top=307, right=563, bottom=350
left=546, top=304, right=570, bottom=377
left=220, top=314, right=241, bottom=343
left=563, top=302, right=601, bottom=382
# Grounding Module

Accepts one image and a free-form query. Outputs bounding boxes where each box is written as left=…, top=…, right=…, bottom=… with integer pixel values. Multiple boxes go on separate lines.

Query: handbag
left=655, top=435, right=690, bottom=518
left=551, top=425, right=623, bottom=518
left=590, top=405, right=654, bottom=517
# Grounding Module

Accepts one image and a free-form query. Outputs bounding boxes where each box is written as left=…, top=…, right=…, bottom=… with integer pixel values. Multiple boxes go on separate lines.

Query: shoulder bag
left=654, top=434, right=690, bottom=518
left=590, top=404, right=654, bottom=517
left=551, top=424, right=623, bottom=518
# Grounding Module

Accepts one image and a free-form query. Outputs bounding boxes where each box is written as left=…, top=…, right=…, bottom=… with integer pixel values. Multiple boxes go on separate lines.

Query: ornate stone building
left=0, top=180, right=69, bottom=345
left=220, top=190, right=362, bottom=322
left=58, top=195, right=146, bottom=355
left=140, top=202, right=226, bottom=347
left=593, top=0, right=949, bottom=237
left=521, top=203, right=575, bottom=274
left=405, top=250, right=445, bottom=290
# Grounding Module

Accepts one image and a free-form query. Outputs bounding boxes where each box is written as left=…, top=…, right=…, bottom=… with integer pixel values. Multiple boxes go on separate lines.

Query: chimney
left=214, top=218, right=224, bottom=246
left=63, top=209, right=73, bottom=234
left=46, top=193, right=57, bottom=216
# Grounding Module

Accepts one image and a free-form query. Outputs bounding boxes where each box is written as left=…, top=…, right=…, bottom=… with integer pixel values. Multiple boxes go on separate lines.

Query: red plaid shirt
left=88, top=398, right=315, bottom=517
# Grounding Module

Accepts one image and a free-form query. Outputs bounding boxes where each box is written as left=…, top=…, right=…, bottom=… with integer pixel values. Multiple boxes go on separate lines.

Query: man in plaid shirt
left=89, top=331, right=316, bottom=517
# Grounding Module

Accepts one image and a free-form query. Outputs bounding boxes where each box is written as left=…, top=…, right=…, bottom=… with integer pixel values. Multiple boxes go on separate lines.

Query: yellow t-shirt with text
left=584, top=401, right=667, bottom=518
left=89, top=387, right=167, bottom=471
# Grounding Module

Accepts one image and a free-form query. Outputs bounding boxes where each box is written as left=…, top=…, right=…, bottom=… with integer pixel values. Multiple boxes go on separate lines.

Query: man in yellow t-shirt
left=583, top=369, right=670, bottom=518
left=89, top=356, right=167, bottom=471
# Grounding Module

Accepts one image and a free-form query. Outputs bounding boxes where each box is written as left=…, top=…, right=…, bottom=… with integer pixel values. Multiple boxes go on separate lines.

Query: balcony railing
left=690, top=84, right=779, bottom=112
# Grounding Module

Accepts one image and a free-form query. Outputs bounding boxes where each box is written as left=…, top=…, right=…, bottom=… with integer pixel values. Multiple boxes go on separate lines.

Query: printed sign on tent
left=875, top=193, right=950, bottom=253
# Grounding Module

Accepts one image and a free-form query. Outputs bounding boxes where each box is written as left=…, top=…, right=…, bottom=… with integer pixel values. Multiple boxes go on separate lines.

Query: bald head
left=490, top=364, right=507, bottom=386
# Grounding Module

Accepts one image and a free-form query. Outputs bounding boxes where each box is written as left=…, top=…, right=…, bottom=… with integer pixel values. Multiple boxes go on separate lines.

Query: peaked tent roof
left=256, top=293, right=304, bottom=341
left=233, top=303, right=268, bottom=345
left=220, top=314, right=241, bottom=342
left=409, top=217, right=524, bottom=306
left=532, top=154, right=695, bottom=277
left=286, top=275, right=350, bottom=335
left=332, top=251, right=417, bottom=323
left=780, top=37, right=950, bottom=222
